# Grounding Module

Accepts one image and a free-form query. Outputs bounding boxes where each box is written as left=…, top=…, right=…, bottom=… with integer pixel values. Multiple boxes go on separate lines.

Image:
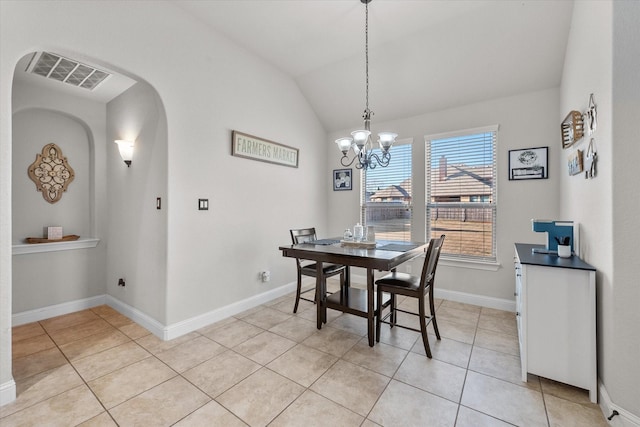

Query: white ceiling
left=14, top=53, right=137, bottom=104
left=175, top=0, right=574, bottom=133
left=13, top=1, right=574, bottom=134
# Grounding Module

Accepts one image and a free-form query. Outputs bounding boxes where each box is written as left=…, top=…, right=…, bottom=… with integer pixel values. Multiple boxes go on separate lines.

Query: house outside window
left=361, top=140, right=412, bottom=241
left=425, top=126, right=498, bottom=262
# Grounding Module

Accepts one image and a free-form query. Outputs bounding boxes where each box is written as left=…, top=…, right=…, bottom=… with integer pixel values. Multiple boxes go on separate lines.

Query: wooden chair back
left=419, top=234, right=446, bottom=295
left=290, top=227, right=317, bottom=269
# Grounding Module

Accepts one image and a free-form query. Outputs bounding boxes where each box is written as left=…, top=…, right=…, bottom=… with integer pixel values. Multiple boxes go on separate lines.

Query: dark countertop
left=515, top=243, right=596, bottom=271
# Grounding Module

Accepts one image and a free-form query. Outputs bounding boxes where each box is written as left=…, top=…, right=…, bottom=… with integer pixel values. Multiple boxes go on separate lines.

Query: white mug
left=558, top=245, right=571, bottom=258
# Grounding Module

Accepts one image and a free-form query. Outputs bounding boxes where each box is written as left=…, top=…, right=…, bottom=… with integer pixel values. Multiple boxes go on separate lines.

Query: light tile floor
left=2, top=283, right=609, bottom=426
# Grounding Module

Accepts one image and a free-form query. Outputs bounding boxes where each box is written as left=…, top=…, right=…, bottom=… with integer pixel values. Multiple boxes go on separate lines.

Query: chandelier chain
left=364, top=0, right=369, bottom=116
left=334, top=0, right=396, bottom=170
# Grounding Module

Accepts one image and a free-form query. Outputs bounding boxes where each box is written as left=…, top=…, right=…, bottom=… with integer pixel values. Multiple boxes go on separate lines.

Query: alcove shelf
left=12, top=237, right=100, bottom=255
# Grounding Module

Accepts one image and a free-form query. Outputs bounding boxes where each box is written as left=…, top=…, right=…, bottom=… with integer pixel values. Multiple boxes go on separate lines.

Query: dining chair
left=290, top=228, right=346, bottom=314
left=375, top=234, right=445, bottom=358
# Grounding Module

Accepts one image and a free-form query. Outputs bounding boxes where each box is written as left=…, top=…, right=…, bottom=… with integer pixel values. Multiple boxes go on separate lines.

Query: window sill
left=439, top=256, right=501, bottom=271
left=12, top=238, right=100, bottom=255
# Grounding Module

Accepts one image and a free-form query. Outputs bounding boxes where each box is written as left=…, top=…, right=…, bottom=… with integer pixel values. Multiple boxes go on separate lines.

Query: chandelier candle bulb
left=336, top=137, right=354, bottom=154
left=378, top=132, right=398, bottom=152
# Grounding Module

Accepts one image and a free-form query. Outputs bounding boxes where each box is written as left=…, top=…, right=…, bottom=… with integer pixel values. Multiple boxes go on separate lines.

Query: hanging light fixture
left=335, top=0, right=397, bottom=170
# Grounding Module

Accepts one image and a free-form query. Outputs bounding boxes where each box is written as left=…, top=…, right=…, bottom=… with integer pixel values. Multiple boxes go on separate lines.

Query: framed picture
left=508, top=147, right=548, bottom=180
left=333, top=168, right=352, bottom=191
left=568, top=150, right=584, bottom=176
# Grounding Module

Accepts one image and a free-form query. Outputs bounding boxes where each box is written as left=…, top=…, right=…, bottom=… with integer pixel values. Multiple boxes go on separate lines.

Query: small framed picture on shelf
left=508, top=147, right=548, bottom=180
left=333, top=168, right=352, bottom=191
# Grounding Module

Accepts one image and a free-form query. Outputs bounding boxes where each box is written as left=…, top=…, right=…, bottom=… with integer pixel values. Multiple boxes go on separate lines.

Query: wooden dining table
left=279, top=239, right=429, bottom=347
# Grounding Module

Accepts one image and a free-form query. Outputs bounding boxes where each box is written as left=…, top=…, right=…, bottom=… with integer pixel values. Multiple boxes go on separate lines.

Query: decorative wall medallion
left=28, top=143, right=75, bottom=203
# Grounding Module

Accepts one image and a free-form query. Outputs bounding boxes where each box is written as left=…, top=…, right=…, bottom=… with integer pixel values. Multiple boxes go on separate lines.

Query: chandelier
left=335, top=0, right=397, bottom=170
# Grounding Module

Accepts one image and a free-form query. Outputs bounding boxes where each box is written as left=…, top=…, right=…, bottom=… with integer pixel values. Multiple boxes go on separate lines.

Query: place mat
left=309, top=238, right=341, bottom=245
left=377, top=243, right=420, bottom=252
left=340, top=240, right=376, bottom=249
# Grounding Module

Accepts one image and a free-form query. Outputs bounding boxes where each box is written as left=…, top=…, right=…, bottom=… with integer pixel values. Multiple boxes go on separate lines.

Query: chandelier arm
left=368, top=152, right=391, bottom=167
left=340, top=154, right=359, bottom=168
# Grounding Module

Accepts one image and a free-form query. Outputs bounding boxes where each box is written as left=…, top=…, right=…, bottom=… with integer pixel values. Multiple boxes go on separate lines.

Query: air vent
left=26, top=52, right=110, bottom=90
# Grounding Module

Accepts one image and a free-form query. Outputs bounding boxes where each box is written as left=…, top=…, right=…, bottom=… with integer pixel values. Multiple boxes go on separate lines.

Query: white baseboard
left=107, top=282, right=297, bottom=341
left=12, top=295, right=107, bottom=326
left=0, top=379, right=16, bottom=407
left=599, top=379, right=640, bottom=427
left=434, top=288, right=516, bottom=312
left=161, top=282, right=297, bottom=340
left=104, top=296, right=167, bottom=340
left=348, top=273, right=516, bottom=312
left=11, top=283, right=296, bottom=342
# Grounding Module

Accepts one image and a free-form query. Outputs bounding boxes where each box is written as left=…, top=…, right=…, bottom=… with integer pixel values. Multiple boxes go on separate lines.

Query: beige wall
left=560, top=0, right=639, bottom=419
left=328, top=88, right=561, bottom=303
left=106, top=81, right=168, bottom=324
left=0, top=0, right=329, bottom=403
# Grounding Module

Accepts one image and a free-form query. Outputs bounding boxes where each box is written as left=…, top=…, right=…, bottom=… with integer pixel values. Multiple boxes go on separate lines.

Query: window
left=361, top=140, right=412, bottom=241
left=425, top=126, right=497, bottom=262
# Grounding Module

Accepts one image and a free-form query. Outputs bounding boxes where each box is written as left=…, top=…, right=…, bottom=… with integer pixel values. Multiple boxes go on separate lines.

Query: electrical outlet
left=261, top=271, right=271, bottom=282
left=156, top=197, right=161, bottom=210
left=198, top=199, right=209, bottom=210
left=118, top=278, right=125, bottom=287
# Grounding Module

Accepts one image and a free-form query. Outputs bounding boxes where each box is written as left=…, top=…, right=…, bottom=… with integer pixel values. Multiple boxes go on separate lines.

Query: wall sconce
left=114, top=139, right=135, bottom=167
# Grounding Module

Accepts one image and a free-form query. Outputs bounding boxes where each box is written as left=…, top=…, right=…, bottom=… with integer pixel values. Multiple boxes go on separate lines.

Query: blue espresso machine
left=531, top=219, right=577, bottom=255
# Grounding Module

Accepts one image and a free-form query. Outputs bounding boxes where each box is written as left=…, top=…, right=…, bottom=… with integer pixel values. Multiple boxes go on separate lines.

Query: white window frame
left=425, top=125, right=499, bottom=268
left=360, top=138, right=413, bottom=242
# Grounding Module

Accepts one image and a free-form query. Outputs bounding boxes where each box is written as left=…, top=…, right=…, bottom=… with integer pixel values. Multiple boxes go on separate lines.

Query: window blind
left=426, top=129, right=497, bottom=261
left=361, top=141, right=412, bottom=242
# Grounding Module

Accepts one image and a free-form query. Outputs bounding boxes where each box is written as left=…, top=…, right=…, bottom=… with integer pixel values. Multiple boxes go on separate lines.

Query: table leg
left=367, top=268, right=375, bottom=347
left=316, top=261, right=324, bottom=330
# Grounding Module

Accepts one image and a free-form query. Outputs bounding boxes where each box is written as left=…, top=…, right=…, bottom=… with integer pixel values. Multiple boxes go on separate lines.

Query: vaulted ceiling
left=176, top=0, right=574, bottom=132
left=13, top=1, right=574, bottom=135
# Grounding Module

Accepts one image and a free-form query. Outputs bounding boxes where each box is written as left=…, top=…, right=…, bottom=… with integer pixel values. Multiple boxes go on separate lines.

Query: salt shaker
left=343, top=228, right=353, bottom=241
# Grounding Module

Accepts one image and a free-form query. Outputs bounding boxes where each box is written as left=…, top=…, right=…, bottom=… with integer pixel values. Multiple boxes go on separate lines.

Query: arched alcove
left=12, top=107, right=94, bottom=241
left=10, top=51, right=169, bottom=326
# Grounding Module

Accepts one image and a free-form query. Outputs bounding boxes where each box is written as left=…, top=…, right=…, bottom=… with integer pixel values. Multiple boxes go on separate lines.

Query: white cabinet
left=514, top=243, right=597, bottom=403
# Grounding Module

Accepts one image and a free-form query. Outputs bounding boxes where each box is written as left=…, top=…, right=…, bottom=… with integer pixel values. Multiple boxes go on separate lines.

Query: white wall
left=11, top=81, right=107, bottom=313
left=0, top=0, right=329, bottom=400
left=561, top=0, right=639, bottom=419
left=611, top=2, right=640, bottom=418
left=328, top=88, right=561, bottom=302
left=12, top=109, right=90, bottom=240
left=106, top=81, right=168, bottom=324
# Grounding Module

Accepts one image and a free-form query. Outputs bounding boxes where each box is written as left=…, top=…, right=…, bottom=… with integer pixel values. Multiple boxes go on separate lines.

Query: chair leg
left=428, top=288, right=441, bottom=340
left=418, top=296, right=432, bottom=358
left=322, top=278, right=328, bottom=324
left=390, top=294, right=396, bottom=327
left=293, top=271, right=302, bottom=313
left=376, top=288, right=383, bottom=343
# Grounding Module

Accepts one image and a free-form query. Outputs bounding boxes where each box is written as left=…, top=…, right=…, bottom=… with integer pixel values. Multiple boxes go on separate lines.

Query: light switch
left=198, top=199, right=209, bottom=210
left=156, top=197, right=161, bottom=210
